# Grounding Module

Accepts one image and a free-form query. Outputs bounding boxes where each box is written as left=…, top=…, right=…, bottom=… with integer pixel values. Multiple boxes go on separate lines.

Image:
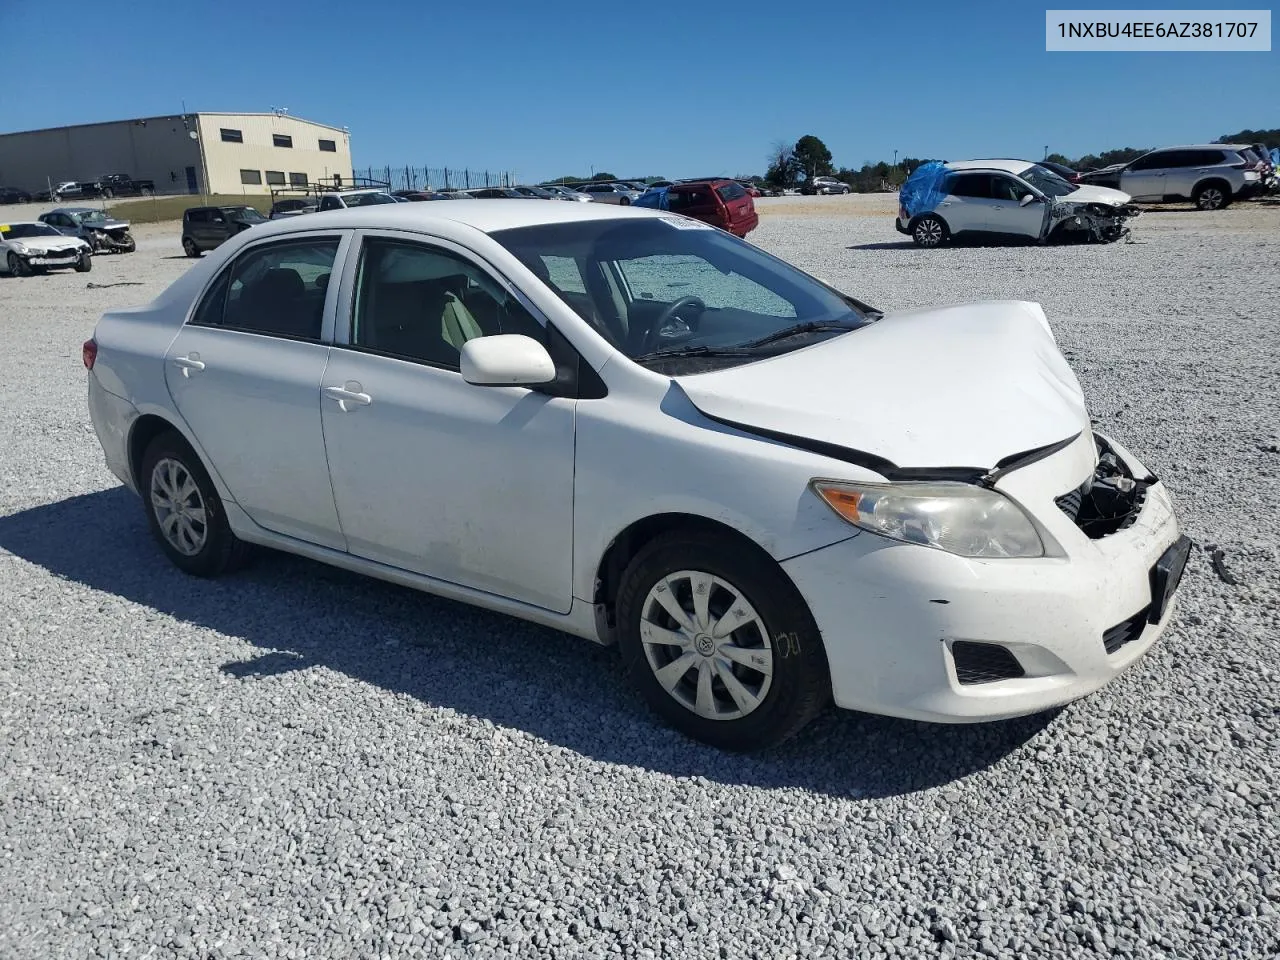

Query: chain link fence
left=359, top=166, right=518, bottom=192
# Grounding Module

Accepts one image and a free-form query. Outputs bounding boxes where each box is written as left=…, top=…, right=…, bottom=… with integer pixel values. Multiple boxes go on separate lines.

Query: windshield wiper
left=733, top=320, right=865, bottom=350
left=631, top=344, right=756, bottom=363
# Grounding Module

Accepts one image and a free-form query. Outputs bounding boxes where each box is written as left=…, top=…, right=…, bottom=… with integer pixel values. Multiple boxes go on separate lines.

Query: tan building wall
left=0, top=115, right=202, bottom=195
left=195, top=114, right=353, bottom=196
left=0, top=112, right=353, bottom=197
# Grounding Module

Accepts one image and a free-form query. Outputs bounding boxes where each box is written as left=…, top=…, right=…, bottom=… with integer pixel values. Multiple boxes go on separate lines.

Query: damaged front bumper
left=782, top=430, right=1185, bottom=722
left=1047, top=200, right=1140, bottom=244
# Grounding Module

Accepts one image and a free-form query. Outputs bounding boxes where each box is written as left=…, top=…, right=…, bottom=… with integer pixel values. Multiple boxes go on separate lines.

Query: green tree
left=590, top=172, right=618, bottom=181
left=1045, top=152, right=1073, bottom=166
left=1217, top=127, right=1280, bottom=147
left=793, top=135, right=834, bottom=181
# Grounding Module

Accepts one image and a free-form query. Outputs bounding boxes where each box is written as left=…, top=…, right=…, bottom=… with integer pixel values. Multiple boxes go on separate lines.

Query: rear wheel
left=618, top=196, right=631, bottom=206
left=1193, top=180, right=1230, bottom=211
left=912, top=214, right=949, bottom=248
left=140, top=431, right=250, bottom=577
left=182, top=236, right=200, bottom=258
left=616, top=531, right=831, bottom=751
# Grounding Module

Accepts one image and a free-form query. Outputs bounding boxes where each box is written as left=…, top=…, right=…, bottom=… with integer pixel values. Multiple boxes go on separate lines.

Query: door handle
left=173, top=354, right=205, bottom=377
left=323, top=382, right=372, bottom=412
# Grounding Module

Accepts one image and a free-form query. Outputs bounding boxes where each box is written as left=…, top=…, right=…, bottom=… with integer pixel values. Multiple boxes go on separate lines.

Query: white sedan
left=84, top=201, right=1188, bottom=750
left=2, top=221, right=92, bottom=275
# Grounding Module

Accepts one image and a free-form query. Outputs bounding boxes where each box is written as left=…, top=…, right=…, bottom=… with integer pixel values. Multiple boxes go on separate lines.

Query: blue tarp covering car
left=899, top=161, right=953, bottom=219
left=633, top=186, right=670, bottom=210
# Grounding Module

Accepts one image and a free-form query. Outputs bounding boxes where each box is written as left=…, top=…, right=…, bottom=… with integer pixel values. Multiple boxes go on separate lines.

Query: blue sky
left=0, top=1, right=1273, bottom=181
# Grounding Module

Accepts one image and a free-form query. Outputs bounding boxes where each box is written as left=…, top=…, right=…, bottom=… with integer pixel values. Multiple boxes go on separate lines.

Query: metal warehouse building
left=0, top=112, right=354, bottom=197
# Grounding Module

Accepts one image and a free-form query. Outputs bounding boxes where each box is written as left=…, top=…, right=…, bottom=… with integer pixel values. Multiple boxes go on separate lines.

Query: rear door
left=713, top=181, right=756, bottom=234
left=163, top=232, right=351, bottom=549
left=667, top=184, right=722, bottom=228
left=1181, top=148, right=1228, bottom=197
left=940, top=173, right=1000, bottom=233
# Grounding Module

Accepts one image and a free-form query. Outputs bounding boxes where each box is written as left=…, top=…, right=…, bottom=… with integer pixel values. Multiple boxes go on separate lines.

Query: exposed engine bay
left=1046, top=200, right=1141, bottom=244
left=1056, top=435, right=1154, bottom=538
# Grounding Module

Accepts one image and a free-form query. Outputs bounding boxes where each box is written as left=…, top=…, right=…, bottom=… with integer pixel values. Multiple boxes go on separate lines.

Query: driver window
left=949, top=174, right=995, bottom=199
left=351, top=238, right=543, bottom=370
left=992, top=177, right=1023, bottom=202
left=614, top=255, right=795, bottom=318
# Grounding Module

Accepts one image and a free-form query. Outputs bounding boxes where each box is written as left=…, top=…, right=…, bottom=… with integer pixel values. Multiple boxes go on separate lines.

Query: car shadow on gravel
left=0, top=488, right=1056, bottom=799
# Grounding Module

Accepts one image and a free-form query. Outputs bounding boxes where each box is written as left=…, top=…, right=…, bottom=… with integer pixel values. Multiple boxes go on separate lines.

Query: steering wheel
left=639, top=296, right=706, bottom=354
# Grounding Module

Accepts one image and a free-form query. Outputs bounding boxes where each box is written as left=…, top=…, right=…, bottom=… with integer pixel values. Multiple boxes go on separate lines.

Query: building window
left=318, top=139, right=337, bottom=153
left=240, top=169, right=263, bottom=185
left=265, top=171, right=286, bottom=186
left=273, top=134, right=293, bottom=148
left=220, top=128, right=243, bottom=143
left=289, top=172, right=308, bottom=187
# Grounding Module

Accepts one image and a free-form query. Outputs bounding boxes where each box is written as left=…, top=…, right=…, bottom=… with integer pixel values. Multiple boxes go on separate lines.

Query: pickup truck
left=97, top=174, right=155, bottom=198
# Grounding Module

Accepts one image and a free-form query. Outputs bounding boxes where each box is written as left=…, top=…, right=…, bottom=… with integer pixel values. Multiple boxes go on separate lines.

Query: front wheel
left=912, top=214, right=949, bottom=247
left=140, top=431, right=250, bottom=577
left=618, top=196, right=631, bottom=206
left=182, top=236, right=200, bottom=258
left=75, top=252, right=92, bottom=272
left=119, top=234, right=136, bottom=253
left=7, top=252, right=30, bottom=277
left=616, top=532, right=831, bottom=751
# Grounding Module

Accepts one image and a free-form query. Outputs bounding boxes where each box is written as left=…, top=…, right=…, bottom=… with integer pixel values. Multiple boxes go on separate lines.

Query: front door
left=320, top=233, right=576, bottom=612
left=1120, top=152, right=1170, bottom=200
left=985, top=175, right=1046, bottom=238
left=164, top=233, right=349, bottom=549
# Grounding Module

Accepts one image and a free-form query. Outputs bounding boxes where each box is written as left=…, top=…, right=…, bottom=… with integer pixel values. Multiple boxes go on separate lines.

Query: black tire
left=615, top=531, right=831, bottom=751
left=7, top=251, right=30, bottom=277
left=912, top=214, right=949, bottom=248
left=1192, top=180, right=1231, bottom=211
left=182, top=236, right=201, bottom=258
left=75, top=252, right=92, bottom=272
left=102, top=189, right=114, bottom=199
left=618, top=196, right=631, bottom=206
left=120, top=235, right=136, bottom=253
left=140, top=431, right=250, bottom=577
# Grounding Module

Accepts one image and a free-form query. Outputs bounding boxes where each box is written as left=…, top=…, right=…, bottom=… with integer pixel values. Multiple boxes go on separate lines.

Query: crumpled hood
left=676, top=300, right=1090, bottom=472
left=13, top=236, right=86, bottom=253
left=1060, top=184, right=1131, bottom=206
left=81, top=219, right=130, bottom=231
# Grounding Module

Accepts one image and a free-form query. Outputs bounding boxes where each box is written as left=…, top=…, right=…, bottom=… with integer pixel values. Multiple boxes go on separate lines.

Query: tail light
left=82, top=337, right=97, bottom=370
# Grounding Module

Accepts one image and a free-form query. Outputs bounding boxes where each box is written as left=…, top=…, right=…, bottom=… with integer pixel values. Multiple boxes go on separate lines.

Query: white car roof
left=945, top=159, right=1036, bottom=175
left=223, top=197, right=670, bottom=239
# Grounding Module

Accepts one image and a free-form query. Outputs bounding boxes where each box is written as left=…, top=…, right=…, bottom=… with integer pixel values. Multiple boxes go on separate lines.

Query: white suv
left=1078, top=145, right=1263, bottom=210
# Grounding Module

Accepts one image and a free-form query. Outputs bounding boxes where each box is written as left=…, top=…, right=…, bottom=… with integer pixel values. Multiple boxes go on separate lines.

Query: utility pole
left=1044, top=144, right=1049, bottom=160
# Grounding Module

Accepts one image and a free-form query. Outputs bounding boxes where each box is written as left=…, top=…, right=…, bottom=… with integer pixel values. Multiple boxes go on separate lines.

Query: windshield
left=1020, top=165, right=1078, bottom=197
left=2, top=223, right=62, bottom=239
left=491, top=217, right=877, bottom=372
left=78, top=210, right=109, bottom=223
left=224, top=206, right=266, bottom=222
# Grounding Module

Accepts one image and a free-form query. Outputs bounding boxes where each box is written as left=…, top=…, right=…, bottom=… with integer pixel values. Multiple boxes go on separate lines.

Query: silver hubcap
left=150, top=457, right=208, bottom=556
left=1198, top=189, right=1223, bottom=209
left=917, top=220, right=941, bottom=245
left=640, top=570, right=774, bottom=721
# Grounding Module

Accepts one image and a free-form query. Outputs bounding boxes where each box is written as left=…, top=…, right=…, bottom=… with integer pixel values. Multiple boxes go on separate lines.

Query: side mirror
left=460, top=334, right=556, bottom=387
left=1019, top=194, right=1038, bottom=207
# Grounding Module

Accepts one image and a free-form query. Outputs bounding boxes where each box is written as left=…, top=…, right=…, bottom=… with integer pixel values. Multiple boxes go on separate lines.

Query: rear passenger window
left=190, top=238, right=339, bottom=341
left=949, top=174, right=995, bottom=199
left=351, top=239, right=544, bottom=370
left=668, top=189, right=715, bottom=211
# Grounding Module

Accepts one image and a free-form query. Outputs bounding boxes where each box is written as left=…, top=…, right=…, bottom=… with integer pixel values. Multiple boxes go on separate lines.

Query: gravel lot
left=2, top=198, right=1278, bottom=959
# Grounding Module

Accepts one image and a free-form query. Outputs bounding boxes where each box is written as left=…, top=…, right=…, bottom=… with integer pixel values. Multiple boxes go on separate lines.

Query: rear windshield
left=715, top=182, right=747, bottom=201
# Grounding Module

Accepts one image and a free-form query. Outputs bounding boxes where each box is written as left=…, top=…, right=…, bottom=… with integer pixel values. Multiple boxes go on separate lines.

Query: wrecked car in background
left=40, top=207, right=136, bottom=253
left=897, top=160, right=1138, bottom=247
left=2, top=221, right=92, bottom=275
left=1075, top=145, right=1265, bottom=210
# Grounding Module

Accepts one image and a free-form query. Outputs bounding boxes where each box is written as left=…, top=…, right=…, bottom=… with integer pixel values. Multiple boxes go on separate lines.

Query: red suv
left=666, top=179, right=759, bottom=237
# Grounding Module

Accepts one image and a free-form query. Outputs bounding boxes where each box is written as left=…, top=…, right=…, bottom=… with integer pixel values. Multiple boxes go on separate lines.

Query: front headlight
left=812, top=480, right=1045, bottom=559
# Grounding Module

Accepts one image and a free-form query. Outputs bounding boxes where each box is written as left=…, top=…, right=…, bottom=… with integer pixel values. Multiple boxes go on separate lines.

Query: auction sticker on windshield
left=659, top=217, right=714, bottom=230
